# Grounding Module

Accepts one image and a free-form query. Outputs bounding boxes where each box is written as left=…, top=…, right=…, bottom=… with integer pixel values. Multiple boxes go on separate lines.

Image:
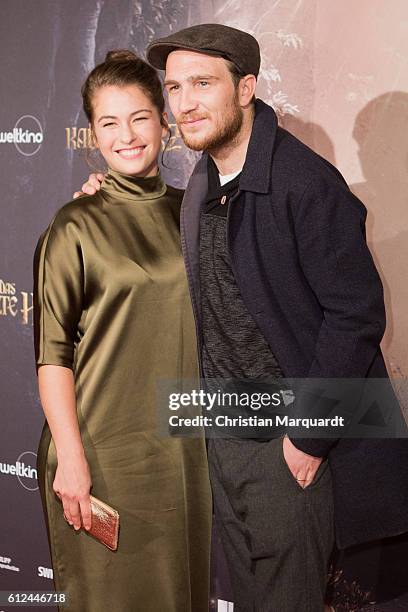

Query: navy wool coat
left=180, top=98, right=408, bottom=549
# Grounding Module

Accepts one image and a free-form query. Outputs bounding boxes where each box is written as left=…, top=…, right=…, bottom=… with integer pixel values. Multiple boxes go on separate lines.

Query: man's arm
left=289, top=171, right=386, bottom=457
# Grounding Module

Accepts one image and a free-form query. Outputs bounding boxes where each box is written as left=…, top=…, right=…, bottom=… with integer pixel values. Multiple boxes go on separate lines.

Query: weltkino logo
left=0, top=115, right=43, bottom=156
left=0, top=461, right=36, bottom=478
left=0, top=452, right=38, bottom=491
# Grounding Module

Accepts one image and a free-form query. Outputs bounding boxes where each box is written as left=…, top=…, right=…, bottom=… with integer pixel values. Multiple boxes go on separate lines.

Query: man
left=79, top=24, right=408, bottom=612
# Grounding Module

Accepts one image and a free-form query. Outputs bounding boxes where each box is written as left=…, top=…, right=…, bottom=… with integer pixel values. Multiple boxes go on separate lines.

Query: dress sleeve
left=33, top=213, right=84, bottom=370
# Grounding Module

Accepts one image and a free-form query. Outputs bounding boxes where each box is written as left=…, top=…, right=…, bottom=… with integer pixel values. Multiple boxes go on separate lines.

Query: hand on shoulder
left=73, top=173, right=105, bottom=199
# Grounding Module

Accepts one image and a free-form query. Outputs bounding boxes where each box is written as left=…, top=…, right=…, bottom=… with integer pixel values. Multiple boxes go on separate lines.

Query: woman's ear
left=161, top=111, right=170, bottom=137
left=89, top=124, right=99, bottom=149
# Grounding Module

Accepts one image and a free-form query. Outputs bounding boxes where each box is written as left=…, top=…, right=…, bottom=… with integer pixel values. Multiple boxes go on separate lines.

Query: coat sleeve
left=33, top=212, right=84, bottom=371
left=288, top=172, right=386, bottom=457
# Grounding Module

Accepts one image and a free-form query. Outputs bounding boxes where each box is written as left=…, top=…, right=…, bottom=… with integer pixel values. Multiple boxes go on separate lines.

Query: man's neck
left=209, top=106, right=255, bottom=176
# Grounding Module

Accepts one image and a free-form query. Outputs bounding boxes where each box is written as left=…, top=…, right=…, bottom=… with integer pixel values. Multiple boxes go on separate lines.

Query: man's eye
left=168, top=85, right=179, bottom=93
left=198, top=81, right=209, bottom=87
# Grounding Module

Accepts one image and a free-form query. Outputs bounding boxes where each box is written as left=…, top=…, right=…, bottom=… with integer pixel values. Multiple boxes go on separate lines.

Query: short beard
left=178, top=93, right=244, bottom=153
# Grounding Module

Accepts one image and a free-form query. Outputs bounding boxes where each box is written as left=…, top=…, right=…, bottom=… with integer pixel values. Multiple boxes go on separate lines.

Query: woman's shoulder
left=36, top=193, right=102, bottom=248
left=54, top=192, right=102, bottom=224
left=46, top=192, right=103, bottom=228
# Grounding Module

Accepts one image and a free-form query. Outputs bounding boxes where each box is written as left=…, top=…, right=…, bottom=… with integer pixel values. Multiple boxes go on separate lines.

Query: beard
left=177, top=94, right=244, bottom=153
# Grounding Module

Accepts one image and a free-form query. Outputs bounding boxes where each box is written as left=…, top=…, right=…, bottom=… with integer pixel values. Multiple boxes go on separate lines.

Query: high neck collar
left=101, top=168, right=167, bottom=201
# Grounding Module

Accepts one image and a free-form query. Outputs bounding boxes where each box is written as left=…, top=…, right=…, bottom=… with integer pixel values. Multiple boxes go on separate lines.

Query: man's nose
left=177, top=86, right=198, bottom=115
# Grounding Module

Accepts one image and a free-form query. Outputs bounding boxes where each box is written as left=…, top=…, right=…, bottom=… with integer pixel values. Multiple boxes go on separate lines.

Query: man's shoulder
left=273, top=126, right=347, bottom=190
left=271, top=127, right=367, bottom=218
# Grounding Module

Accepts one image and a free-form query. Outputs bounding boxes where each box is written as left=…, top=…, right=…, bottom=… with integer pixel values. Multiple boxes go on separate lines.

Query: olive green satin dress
left=34, top=170, right=212, bottom=612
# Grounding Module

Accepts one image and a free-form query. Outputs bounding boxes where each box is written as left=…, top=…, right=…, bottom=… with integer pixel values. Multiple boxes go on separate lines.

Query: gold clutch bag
left=89, top=495, right=119, bottom=551
left=63, top=494, right=120, bottom=551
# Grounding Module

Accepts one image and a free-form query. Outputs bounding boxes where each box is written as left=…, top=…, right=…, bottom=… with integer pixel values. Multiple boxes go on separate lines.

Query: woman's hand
left=38, top=366, right=92, bottom=530
left=53, top=452, right=92, bottom=531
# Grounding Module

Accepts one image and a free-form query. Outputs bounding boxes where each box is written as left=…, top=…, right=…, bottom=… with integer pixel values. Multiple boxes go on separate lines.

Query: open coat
left=180, top=98, right=408, bottom=550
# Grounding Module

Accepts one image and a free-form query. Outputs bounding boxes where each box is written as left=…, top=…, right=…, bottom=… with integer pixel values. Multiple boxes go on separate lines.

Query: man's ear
left=239, top=75, right=257, bottom=107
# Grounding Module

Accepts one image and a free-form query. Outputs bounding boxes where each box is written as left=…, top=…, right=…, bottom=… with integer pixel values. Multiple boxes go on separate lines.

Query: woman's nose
left=118, top=123, right=136, bottom=144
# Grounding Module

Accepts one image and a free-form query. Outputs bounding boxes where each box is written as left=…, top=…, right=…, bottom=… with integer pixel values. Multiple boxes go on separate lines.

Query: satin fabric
left=34, top=169, right=211, bottom=612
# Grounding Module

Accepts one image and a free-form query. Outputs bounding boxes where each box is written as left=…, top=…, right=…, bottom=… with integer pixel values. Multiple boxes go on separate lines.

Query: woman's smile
left=115, top=145, right=146, bottom=159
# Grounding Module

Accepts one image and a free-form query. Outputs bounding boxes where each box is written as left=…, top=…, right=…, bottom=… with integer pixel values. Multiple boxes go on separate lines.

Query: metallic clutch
left=89, top=495, right=119, bottom=551
left=63, top=494, right=120, bottom=551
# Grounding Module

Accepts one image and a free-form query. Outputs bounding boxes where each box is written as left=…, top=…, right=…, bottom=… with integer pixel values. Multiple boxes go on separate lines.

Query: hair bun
left=105, top=49, right=139, bottom=63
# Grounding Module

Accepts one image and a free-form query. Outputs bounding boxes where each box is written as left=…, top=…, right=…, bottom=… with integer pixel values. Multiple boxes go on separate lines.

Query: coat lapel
left=180, top=153, right=208, bottom=340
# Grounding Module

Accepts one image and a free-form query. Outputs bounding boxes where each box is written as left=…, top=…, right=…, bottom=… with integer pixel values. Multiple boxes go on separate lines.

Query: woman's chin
left=109, top=160, right=149, bottom=177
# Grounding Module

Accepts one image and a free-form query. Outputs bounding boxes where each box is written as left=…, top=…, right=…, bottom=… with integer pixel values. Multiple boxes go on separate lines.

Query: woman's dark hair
left=82, top=49, right=166, bottom=126
left=81, top=49, right=171, bottom=167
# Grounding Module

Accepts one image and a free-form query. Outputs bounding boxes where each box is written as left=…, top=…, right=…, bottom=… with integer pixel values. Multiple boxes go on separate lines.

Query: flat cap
left=146, top=23, right=260, bottom=77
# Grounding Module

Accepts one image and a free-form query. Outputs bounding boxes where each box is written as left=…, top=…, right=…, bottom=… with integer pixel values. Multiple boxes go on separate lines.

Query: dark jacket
left=180, top=98, right=408, bottom=549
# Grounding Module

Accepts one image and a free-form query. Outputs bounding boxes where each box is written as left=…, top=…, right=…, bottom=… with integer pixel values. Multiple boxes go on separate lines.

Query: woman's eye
left=103, top=122, right=116, bottom=127
left=133, top=117, right=148, bottom=122
left=168, top=85, right=179, bottom=93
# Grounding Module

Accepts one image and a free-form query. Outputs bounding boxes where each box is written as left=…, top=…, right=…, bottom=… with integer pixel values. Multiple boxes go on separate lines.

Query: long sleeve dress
left=33, top=169, right=212, bottom=612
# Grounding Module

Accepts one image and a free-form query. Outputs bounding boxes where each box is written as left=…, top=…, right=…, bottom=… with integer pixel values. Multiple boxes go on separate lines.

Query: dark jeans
left=208, top=436, right=335, bottom=612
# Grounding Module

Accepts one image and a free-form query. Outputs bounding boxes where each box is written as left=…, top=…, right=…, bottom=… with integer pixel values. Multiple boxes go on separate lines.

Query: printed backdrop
left=1, top=1, right=408, bottom=610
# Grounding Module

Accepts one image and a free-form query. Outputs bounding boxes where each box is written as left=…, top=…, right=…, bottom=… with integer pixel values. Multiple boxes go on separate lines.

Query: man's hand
left=283, top=435, right=323, bottom=489
left=73, top=173, right=105, bottom=199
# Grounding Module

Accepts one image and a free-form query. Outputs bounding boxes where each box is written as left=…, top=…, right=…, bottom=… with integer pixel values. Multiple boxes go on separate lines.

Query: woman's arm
left=38, top=365, right=92, bottom=531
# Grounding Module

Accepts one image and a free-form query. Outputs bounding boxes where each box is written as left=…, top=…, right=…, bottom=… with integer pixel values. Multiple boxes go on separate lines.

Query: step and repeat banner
left=1, top=1, right=408, bottom=610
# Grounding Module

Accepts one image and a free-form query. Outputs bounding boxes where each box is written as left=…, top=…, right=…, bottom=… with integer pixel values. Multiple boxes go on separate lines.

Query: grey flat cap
left=146, top=23, right=260, bottom=77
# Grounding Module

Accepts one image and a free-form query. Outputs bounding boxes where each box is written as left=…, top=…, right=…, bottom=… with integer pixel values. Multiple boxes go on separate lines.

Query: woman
left=34, top=50, right=211, bottom=612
